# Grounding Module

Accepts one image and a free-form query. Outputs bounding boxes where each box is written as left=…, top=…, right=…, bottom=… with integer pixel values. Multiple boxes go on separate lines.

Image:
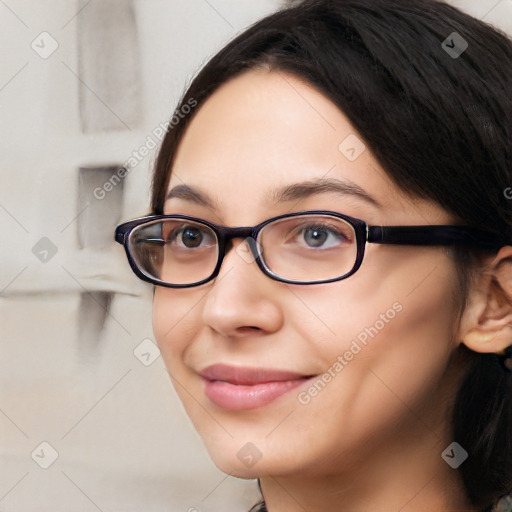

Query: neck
left=259, top=439, right=474, bottom=512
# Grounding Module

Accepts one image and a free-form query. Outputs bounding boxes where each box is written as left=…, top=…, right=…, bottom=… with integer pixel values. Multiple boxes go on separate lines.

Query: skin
left=152, top=69, right=512, bottom=512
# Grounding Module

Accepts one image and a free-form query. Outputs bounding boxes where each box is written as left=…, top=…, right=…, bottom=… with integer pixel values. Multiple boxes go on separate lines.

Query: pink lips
left=200, top=364, right=312, bottom=410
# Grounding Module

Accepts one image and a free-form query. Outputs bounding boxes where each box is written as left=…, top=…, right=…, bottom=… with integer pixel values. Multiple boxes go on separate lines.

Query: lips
left=199, top=364, right=314, bottom=410
left=200, top=364, right=308, bottom=385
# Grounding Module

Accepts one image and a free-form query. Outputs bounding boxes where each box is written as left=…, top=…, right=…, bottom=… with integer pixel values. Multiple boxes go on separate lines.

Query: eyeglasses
left=115, top=210, right=502, bottom=288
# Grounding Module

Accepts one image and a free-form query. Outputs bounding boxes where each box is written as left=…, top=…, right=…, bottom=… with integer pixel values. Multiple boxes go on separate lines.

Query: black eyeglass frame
left=115, top=210, right=504, bottom=288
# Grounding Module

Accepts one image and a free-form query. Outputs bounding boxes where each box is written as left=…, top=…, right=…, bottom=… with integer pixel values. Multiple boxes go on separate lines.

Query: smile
left=200, top=364, right=315, bottom=410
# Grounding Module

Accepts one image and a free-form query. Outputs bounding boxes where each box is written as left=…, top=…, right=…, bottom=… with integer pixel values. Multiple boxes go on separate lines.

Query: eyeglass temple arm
left=115, top=228, right=125, bottom=245
left=367, top=225, right=503, bottom=250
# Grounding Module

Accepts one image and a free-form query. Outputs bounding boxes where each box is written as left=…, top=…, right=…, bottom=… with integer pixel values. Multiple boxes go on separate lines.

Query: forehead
left=167, top=69, right=446, bottom=224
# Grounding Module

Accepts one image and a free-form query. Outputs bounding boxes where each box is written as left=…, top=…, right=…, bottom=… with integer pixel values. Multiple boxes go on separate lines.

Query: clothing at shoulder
left=250, top=496, right=512, bottom=512
left=248, top=501, right=266, bottom=512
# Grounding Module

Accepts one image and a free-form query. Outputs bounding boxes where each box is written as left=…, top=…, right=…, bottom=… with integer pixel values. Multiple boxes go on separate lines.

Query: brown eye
left=180, top=226, right=203, bottom=248
left=167, top=223, right=216, bottom=250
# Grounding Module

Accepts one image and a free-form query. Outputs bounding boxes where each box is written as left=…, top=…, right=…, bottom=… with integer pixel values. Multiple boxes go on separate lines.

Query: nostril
left=237, top=326, right=262, bottom=334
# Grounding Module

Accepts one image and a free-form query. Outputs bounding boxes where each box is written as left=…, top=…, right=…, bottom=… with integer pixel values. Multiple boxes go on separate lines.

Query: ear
left=459, top=246, right=512, bottom=355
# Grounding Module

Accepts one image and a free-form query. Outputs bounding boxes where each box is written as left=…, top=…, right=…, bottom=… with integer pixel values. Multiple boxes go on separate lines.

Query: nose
left=201, top=238, right=284, bottom=338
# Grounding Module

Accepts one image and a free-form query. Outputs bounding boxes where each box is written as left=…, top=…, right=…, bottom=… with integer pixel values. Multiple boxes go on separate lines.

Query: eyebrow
left=165, top=177, right=381, bottom=209
left=270, top=177, right=381, bottom=208
left=166, top=184, right=215, bottom=209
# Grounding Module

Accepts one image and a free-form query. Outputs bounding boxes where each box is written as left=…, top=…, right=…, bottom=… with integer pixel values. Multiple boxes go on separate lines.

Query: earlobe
left=460, top=246, right=512, bottom=356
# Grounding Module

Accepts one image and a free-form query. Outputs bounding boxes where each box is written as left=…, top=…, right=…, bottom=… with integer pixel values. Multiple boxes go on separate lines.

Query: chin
left=207, top=448, right=264, bottom=479
left=204, top=435, right=306, bottom=481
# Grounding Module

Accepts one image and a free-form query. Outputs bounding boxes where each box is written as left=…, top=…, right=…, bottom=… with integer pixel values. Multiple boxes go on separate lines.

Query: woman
left=115, top=0, right=512, bottom=510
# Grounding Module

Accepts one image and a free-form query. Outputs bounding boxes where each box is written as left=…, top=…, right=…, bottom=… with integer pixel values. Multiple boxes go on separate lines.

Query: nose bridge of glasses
left=221, top=226, right=255, bottom=240
left=220, top=225, right=259, bottom=257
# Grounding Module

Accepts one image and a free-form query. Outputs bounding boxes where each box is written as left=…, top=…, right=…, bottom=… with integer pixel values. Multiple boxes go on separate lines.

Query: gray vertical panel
left=77, top=165, right=125, bottom=250
left=77, top=0, right=141, bottom=132
left=78, top=291, right=113, bottom=356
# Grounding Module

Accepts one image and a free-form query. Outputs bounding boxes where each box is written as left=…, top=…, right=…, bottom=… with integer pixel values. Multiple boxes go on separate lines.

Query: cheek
left=292, top=247, right=459, bottom=361
left=152, top=288, right=202, bottom=372
left=280, top=251, right=460, bottom=441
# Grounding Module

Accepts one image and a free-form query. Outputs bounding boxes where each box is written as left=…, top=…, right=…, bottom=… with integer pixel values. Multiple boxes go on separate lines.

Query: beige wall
left=0, top=2, right=279, bottom=511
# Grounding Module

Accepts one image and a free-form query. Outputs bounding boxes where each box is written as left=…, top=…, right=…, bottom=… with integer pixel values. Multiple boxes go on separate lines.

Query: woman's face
left=153, top=69, right=462, bottom=480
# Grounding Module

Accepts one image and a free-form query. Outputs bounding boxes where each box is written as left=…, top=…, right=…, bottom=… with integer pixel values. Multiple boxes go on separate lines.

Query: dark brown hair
left=151, top=0, right=512, bottom=509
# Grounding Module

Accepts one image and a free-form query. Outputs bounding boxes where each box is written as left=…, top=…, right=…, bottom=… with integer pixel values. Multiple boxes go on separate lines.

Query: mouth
left=199, top=364, right=316, bottom=410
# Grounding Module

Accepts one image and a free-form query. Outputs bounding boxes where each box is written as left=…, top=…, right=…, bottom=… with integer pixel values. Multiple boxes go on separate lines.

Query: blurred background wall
left=0, top=1, right=510, bottom=511
left=0, top=2, right=280, bottom=511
